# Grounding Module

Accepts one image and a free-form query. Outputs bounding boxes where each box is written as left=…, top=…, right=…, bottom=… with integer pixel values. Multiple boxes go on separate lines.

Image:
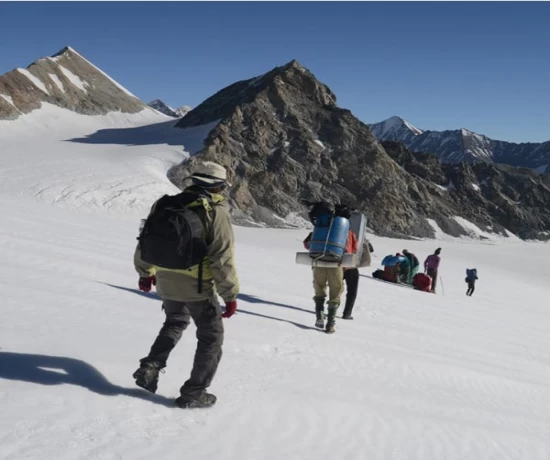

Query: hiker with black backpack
left=133, top=161, right=239, bottom=409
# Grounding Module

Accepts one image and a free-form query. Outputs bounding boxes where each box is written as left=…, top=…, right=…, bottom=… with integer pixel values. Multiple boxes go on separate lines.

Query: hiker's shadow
left=99, top=282, right=160, bottom=300
left=98, top=284, right=320, bottom=332
left=237, top=293, right=313, bottom=315
left=237, top=309, right=322, bottom=332
left=0, top=352, right=174, bottom=407
left=237, top=294, right=321, bottom=332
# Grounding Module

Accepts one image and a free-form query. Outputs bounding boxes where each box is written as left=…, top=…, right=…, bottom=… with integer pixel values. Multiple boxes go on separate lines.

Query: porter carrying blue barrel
left=307, top=202, right=350, bottom=262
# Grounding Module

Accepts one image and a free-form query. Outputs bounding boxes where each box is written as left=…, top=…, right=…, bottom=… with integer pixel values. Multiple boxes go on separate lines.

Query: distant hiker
left=303, top=204, right=357, bottom=333
left=465, top=268, right=478, bottom=296
left=133, top=161, right=239, bottom=409
left=402, top=249, right=420, bottom=283
left=342, top=238, right=374, bottom=320
left=424, top=248, right=442, bottom=293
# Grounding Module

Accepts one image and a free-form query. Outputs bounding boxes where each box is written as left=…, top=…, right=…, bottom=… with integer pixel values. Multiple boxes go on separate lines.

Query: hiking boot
left=175, top=391, right=217, bottom=409
left=314, top=296, right=326, bottom=329
left=342, top=305, right=353, bottom=320
left=133, top=359, right=163, bottom=394
left=325, top=306, right=338, bottom=334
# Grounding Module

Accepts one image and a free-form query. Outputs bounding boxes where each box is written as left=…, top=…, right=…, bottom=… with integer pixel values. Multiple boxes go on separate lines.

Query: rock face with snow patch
left=383, top=141, right=550, bottom=240
left=0, top=46, right=146, bottom=120
left=148, top=99, right=192, bottom=118
left=369, top=117, right=550, bottom=172
left=168, top=61, right=458, bottom=236
left=148, top=99, right=179, bottom=117
left=169, top=60, right=550, bottom=240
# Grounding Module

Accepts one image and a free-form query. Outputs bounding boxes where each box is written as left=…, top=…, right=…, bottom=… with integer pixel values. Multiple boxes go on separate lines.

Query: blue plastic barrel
left=309, top=216, right=350, bottom=262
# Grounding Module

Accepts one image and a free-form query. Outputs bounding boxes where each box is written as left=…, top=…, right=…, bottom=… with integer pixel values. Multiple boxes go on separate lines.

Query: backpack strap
left=198, top=260, right=203, bottom=294
left=177, top=190, right=225, bottom=294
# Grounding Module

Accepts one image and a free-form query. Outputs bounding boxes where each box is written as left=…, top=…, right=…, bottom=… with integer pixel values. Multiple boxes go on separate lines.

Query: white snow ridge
left=1, top=91, right=550, bottom=460
left=16, top=68, right=50, bottom=94
left=59, top=65, right=88, bottom=93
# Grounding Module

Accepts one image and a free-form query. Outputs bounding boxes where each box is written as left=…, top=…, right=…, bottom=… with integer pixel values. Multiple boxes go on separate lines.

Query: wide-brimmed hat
left=190, top=161, right=231, bottom=187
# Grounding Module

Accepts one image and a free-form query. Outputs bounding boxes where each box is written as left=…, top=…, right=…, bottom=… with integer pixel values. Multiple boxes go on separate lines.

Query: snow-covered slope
left=1, top=106, right=550, bottom=458
left=0, top=104, right=219, bottom=215
left=369, top=117, right=550, bottom=171
left=1, top=193, right=550, bottom=459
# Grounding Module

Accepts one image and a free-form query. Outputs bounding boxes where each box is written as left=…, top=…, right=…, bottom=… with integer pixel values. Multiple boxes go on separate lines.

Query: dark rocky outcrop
left=383, top=140, right=550, bottom=240
left=165, top=60, right=550, bottom=240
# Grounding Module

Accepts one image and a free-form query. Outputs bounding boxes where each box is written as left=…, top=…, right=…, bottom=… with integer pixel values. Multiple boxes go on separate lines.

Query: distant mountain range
left=148, top=99, right=191, bottom=118
left=369, top=116, right=550, bottom=174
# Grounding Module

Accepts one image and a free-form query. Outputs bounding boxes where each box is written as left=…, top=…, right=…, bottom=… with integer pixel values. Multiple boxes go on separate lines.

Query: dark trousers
left=427, top=268, right=438, bottom=292
left=145, top=298, right=224, bottom=398
left=466, top=280, right=475, bottom=296
left=343, top=268, right=359, bottom=315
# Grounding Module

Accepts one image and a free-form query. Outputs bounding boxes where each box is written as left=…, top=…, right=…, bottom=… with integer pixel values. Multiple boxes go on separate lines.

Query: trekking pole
left=440, top=276, right=445, bottom=296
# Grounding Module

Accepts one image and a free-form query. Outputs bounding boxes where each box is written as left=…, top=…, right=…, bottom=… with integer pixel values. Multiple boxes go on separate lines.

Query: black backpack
left=138, top=193, right=208, bottom=270
left=306, top=201, right=334, bottom=226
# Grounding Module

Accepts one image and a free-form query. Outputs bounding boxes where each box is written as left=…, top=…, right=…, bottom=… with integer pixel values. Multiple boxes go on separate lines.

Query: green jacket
left=134, top=188, right=240, bottom=303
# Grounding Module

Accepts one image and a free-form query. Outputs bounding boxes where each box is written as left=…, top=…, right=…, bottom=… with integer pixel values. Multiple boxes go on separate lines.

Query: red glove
left=222, top=300, right=237, bottom=318
left=139, top=276, right=156, bottom=292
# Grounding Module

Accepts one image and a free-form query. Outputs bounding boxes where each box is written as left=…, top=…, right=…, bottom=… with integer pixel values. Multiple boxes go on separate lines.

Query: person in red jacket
left=342, top=231, right=360, bottom=319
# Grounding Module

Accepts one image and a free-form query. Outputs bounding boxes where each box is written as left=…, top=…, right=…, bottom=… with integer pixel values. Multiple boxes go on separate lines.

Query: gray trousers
left=145, top=298, right=224, bottom=398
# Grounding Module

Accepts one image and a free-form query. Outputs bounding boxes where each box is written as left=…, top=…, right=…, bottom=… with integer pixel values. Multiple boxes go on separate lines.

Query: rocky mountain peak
left=176, top=59, right=336, bottom=129
left=0, top=45, right=146, bottom=120
left=148, top=99, right=178, bottom=117
left=168, top=60, right=550, bottom=240
left=50, top=45, right=76, bottom=59
left=368, top=116, right=423, bottom=147
left=176, top=105, right=192, bottom=117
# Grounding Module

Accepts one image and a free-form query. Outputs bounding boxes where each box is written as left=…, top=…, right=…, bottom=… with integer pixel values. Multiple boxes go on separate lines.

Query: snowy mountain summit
left=148, top=99, right=192, bottom=118
left=369, top=116, right=423, bottom=142
left=0, top=46, right=147, bottom=120
left=149, top=99, right=179, bottom=117
left=369, top=116, right=550, bottom=172
left=175, top=105, right=192, bottom=117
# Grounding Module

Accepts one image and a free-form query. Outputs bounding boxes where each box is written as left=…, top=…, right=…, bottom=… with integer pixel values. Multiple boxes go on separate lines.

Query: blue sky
left=1, top=2, right=549, bottom=142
